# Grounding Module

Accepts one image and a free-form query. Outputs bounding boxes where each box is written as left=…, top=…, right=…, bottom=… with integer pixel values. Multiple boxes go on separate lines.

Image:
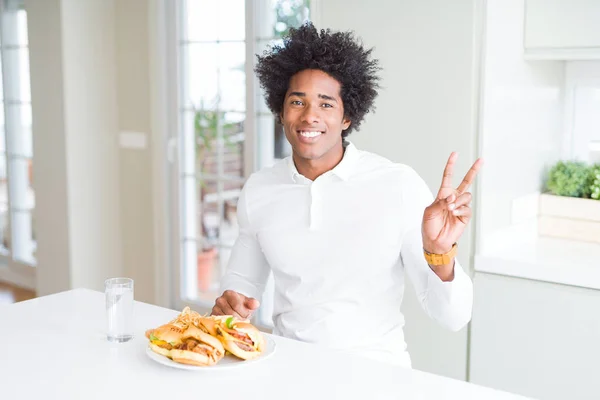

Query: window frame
left=0, top=0, right=36, bottom=290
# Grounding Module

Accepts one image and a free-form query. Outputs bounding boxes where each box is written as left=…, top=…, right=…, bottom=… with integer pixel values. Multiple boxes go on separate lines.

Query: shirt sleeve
left=399, top=167, right=473, bottom=332
left=219, top=183, right=271, bottom=301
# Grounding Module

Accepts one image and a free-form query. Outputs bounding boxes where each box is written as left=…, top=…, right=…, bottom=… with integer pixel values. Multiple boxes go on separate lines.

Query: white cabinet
left=469, top=272, right=600, bottom=400
left=524, top=0, right=600, bottom=59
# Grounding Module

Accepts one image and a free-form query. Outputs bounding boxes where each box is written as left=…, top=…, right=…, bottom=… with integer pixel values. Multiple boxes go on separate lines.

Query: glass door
left=169, top=0, right=312, bottom=324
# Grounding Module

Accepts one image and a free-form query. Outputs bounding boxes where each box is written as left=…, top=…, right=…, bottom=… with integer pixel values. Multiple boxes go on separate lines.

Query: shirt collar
left=287, top=141, right=359, bottom=182
left=331, top=141, right=358, bottom=181
left=287, top=155, right=303, bottom=182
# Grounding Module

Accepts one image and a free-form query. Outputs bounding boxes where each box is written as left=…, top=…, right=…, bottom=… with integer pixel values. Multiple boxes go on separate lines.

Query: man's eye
left=291, top=100, right=303, bottom=105
left=321, top=103, right=333, bottom=108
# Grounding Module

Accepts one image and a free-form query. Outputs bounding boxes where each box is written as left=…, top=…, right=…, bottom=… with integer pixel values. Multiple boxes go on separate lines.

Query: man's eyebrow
left=287, top=92, right=338, bottom=102
left=318, top=94, right=337, bottom=102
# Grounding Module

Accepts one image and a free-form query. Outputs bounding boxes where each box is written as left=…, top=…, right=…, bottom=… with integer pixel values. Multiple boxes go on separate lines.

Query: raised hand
left=422, top=152, right=483, bottom=256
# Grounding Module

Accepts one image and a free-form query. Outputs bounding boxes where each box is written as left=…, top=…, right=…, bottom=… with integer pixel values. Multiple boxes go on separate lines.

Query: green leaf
left=225, top=316, right=235, bottom=329
left=589, top=164, right=600, bottom=200
left=149, top=333, right=158, bottom=341
left=546, top=160, right=591, bottom=197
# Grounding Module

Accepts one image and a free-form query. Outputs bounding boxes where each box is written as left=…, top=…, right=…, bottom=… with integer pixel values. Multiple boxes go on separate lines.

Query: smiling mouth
left=297, top=130, right=324, bottom=138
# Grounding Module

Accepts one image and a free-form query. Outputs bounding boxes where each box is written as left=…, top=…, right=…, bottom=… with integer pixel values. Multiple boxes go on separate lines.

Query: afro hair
left=254, top=22, right=381, bottom=137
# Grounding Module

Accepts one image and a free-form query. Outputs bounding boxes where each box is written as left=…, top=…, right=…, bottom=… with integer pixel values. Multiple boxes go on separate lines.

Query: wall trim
left=148, top=0, right=173, bottom=308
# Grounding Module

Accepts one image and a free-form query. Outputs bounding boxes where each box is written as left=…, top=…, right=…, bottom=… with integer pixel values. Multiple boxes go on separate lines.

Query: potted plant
left=194, top=101, right=238, bottom=292
left=538, top=161, right=600, bottom=243
left=590, top=164, right=600, bottom=200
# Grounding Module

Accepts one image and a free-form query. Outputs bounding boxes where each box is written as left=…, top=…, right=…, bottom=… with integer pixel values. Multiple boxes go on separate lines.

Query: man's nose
left=301, top=104, right=320, bottom=124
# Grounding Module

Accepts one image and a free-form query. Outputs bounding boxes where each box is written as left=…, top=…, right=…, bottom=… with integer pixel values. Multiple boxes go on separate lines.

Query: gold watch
left=423, top=243, right=457, bottom=266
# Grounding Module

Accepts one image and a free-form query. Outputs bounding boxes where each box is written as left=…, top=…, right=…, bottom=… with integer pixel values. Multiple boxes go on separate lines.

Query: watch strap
left=423, top=243, right=457, bottom=266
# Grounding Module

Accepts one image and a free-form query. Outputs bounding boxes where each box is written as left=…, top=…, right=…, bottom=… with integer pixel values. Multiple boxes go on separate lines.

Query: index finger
left=437, top=152, right=458, bottom=198
left=214, top=301, right=244, bottom=319
left=456, top=158, right=484, bottom=194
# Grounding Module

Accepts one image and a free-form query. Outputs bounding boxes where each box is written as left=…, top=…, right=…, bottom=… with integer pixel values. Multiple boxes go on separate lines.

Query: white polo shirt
left=220, top=142, right=473, bottom=367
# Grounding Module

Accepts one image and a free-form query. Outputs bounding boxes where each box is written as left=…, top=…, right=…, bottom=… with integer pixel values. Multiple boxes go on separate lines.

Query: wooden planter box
left=538, top=193, right=600, bottom=244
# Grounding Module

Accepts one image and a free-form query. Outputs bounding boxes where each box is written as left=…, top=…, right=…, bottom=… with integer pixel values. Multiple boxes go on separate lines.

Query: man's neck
left=293, top=144, right=345, bottom=181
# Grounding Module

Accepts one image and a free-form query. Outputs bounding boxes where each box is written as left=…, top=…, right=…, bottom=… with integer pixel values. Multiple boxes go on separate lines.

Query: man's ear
left=342, top=117, right=351, bottom=131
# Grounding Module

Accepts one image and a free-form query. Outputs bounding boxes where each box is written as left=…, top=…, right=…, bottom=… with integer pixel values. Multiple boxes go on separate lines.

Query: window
left=175, top=0, right=311, bottom=308
left=563, top=61, right=600, bottom=165
left=0, top=0, right=35, bottom=271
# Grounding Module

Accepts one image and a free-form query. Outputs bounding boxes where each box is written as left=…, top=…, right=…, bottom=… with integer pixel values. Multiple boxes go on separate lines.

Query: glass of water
left=105, top=277, right=134, bottom=342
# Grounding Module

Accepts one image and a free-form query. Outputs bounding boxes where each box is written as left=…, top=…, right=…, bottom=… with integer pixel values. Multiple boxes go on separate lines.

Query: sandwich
left=213, top=316, right=265, bottom=360
left=145, top=308, right=264, bottom=366
left=146, top=321, right=186, bottom=358
left=147, top=323, right=225, bottom=366
left=146, top=307, right=226, bottom=366
left=169, top=325, right=225, bottom=366
left=194, top=315, right=221, bottom=336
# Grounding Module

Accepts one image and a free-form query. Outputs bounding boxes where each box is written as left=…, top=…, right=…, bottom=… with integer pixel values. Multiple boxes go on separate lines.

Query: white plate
left=145, top=335, right=276, bottom=370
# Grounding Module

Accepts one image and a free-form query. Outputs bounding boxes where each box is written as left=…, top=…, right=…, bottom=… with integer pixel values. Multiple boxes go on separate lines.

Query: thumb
left=244, top=297, right=260, bottom=310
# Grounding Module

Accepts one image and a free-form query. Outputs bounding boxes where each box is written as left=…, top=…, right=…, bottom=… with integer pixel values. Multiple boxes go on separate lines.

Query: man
left=211, top=23, right=482, bottom=367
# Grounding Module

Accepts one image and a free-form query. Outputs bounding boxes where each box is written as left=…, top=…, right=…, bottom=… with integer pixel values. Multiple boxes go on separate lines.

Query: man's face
left=280, top=69, right=351, bottom=162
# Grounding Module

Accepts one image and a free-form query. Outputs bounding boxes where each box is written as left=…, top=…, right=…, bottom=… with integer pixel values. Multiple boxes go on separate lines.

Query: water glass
left=105, top=277, right=134, bottom=342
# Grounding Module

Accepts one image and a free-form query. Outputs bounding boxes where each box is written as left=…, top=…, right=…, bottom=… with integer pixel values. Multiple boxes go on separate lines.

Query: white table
left=0, top=289, right=530, bottom=400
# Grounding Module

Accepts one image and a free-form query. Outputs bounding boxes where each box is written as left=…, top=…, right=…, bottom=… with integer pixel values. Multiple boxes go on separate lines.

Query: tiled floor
left=0, top=281, right=35, bottom=305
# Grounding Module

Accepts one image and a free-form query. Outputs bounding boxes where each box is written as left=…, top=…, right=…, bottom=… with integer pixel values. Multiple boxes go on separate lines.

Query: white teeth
left=299, top=131, right=322, bottom=138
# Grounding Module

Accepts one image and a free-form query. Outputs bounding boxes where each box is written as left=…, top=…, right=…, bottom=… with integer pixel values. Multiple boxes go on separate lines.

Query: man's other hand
left=211, top=290, right=260, bottom=320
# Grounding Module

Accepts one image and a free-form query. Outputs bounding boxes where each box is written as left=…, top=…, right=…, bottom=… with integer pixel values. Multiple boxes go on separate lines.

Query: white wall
left=61, top=0, right=123, bottom=290
left=27, top=0, right=161, bottom=301
left=115, top=0, right=158, bottom=304
left=477, top=0, right=564, bottom=251
left=27, top=0, right=72, bottom=295
left=319, top=0, right=480, bottom=380
left=28, top=0, right=123, bottom=295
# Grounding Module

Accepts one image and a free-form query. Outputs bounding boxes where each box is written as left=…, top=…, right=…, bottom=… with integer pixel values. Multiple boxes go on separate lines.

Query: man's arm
left=213, top=184, right=271, bottom=319
left=399, top=167, right=473, bottom=331
left=401, top=225, right=473, bottom=331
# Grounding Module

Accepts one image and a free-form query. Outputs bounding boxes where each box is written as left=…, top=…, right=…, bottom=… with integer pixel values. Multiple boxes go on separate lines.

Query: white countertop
left=475, top=234, right=600, bottom=290
left=0, top=289, right=529, bottom=400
